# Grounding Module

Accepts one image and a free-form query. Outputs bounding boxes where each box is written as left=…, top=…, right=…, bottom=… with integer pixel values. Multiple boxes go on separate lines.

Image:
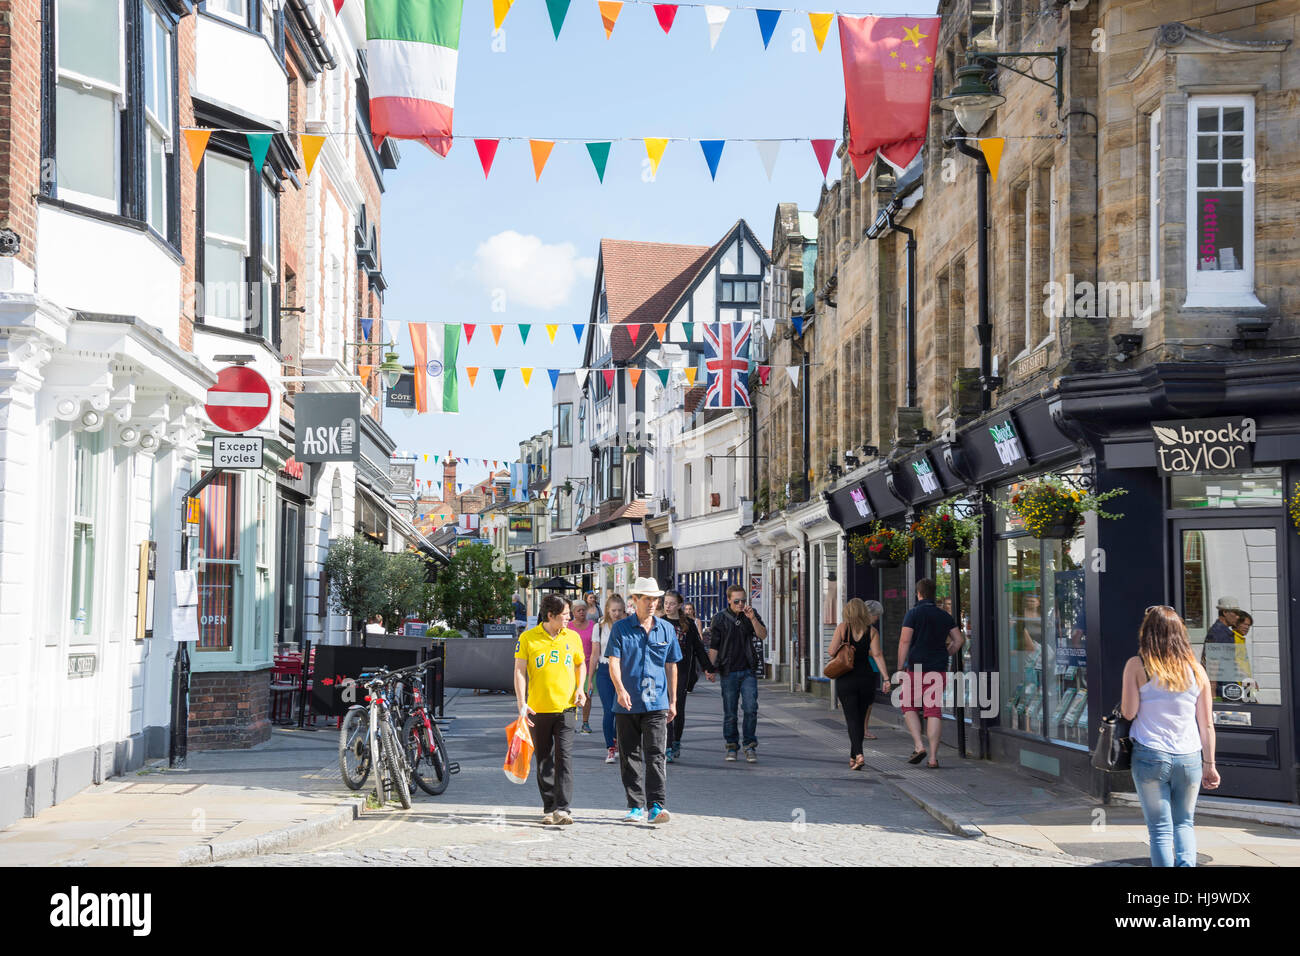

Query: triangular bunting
left=183, top=129, right=212, bottom=171
left=530, top=140, right=555, bottom=181
left=758, top=365, right=772, bottom=385
left=572, top=324, right=584, bottom=342
left=755, top=140, right=781, bottom=181
left=682, top=321, right=694, bottom=342
left=653, top=4, right=677, bottom=33
left=545, top=0, right=571, bottom=38
left=793, top=316, right=804, bottom=336
left=246, top=133, right=272, bottom=173
left=299, top=134, right=326, bottom=179
left=423, top=454, right=429, bottom=463
left=655, top=369, right=670, bottom=387
left=762, top=317, right=776, bottom=339
left=700, top=139, right=725, bottom=180
left=684, top=367, right=698, bottom=385
left=474, top=139, right=499, bottom=178
left=492, top=0, right=513, bottom=30
left=979, top=137, right=1005, bottom=184
left=491, top=324, right=504, bottom=345
left=546, top=324, right=559, bottom=343
left=358, top=365, right=373, bottom=387
left=332, top=0, right=345, bottom=14
left=519, top=324, right=531, bottom=345
left=547, top=369, right=560, bottom=389
left=574, top=368, right=589, bottom=388
left=628, top=368, right=643, bottom=389
left=464, top=324, right=477, bottom=344
left=521, top=368, right=533, bottom=387
left=809, top=13, right=833, bottom=52
left=602, top=369, right=616, bottom=390
left=704, top=4, right=729, bottom=49
left=786, top=365, right=800, bottom=387
left=627, top=323, right=641, bottom=347
left=360, top=317, right=374, bottom=341
left=493, top=369, right=506, bottom=390
left=585, top=142, right=611, bottom=183
left=811, top=139, right=836, bottom=179
left=466, top=367, right=479, bottom=387
left=644, top=138, right=668, bottom=177
left=653, top=323, right=666, bottom=341
left=756, top=9, right=781, bottom=49
left=598, top=0, right=623, bottom=38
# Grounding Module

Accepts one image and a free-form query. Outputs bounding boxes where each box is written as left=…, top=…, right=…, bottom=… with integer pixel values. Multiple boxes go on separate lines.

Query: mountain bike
left=337, top=667, right=410, bottom=808
left=398, top=662, right=453, bottom=795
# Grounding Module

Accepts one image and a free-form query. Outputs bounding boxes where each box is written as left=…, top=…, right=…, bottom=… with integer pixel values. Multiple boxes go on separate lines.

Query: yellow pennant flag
left=299, top=133, right=326, bottom=179
left=979, top=137, right=1005, bottom=184
left=598, top=0, right=623, bottom=38
left=653, top=323, right=666, bottom=341
left=546, top=324, right=558, bottom=343
left=627, top=368, right=642, bottom=390
left=423, top=454, right=429, bottom=463
left=466, top=367, right=480, bottom=388
left=684, top=367, right=697, bottom=385
left=644, top=138, right=668, bottom=177
left=530, top=140, right=555, bottom=181
left=492, top=0, right=513, bottom=29
left=521, top=368, right=533, bottom=387
left=491, top=324, right=504, bottom=345
left=183, top=129, right=213, bottom=171
left=808, top=13, right=833, bottom=52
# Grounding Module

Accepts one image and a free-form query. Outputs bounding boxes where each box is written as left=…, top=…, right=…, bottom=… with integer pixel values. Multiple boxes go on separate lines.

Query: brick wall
left=187, top=669, right=273, bottom=750
left=0, top=0, right=42, bottom=272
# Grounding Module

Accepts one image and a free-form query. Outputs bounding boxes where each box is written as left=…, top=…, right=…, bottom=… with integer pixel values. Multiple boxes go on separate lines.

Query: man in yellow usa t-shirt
left=514, top=593, right=586, bottom=825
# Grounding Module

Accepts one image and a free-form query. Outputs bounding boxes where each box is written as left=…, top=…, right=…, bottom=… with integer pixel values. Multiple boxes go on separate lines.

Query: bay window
left=143, top=3, right=172, bottom=236
left=203, top=153, right=251, bottom=329
left=54, top=0, right=125, bottom=211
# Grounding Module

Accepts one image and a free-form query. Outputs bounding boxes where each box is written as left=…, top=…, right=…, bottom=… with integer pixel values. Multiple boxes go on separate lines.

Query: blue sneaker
left=623, top=807, right=645, bottom=823
left=649, top=803, right=671, bottom=824
left=665, top=748, right=675, bottom=763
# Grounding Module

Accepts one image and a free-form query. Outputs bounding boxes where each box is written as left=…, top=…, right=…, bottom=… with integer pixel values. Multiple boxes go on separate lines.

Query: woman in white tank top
left=1120, top=605, right=1219, bottom=867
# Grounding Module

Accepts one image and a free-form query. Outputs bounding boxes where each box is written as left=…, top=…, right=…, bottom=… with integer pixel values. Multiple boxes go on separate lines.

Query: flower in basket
left=914, top=504, right=981, bottom=554
left=846, top=522, right=915, bottom=564
left=1290, top=485, right=1300, bottom=534
left=1000, top=475, right=1127, bottom=538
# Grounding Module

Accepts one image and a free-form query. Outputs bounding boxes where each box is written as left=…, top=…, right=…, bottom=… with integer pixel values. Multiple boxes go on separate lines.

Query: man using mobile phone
left=707, top=584, right=767, bottom=763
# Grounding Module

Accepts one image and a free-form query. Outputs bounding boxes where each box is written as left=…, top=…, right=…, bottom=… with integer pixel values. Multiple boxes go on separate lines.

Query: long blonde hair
left=1139, top=606, right=1199, bottom=692
left=844, top=598, right=871, bottom=637
left=600, top=594, right=626, bottom=630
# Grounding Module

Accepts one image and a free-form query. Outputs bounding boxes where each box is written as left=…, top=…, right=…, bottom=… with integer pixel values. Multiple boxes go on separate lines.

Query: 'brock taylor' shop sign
left=1152, top=417, right=1256, bottom=476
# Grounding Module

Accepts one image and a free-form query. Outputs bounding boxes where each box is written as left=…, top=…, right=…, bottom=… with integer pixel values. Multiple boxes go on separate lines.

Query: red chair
left=270, top=657, right=301, bottom=724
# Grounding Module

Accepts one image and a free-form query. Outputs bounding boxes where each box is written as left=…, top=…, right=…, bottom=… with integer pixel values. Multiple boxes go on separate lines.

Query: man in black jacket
left=707, top=585, right=767, bottom=763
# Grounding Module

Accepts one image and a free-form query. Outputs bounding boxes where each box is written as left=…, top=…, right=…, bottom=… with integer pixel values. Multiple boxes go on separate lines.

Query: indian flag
left=365, top=0, right=463, bottom=157
left=409, top=323, right=460, bottom=413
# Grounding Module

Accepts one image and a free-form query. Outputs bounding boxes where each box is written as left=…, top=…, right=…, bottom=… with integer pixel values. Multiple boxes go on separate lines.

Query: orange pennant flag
left=979, top=137, right=1005, bottom=184
left=653, top=323, right=667, bottom=341
left=183, top=129, right=213, bottom=171
left=299, top=133, right=326, bottom=179
left=628, top=368, right=642, bottom=390
left=521, top=368, right=533, bottom=387
left=598, top=0, right=623, bottom=37
left=491, top=324, right=504, bottom=345
left=466, top=367, right=480, bottom=388
left=358, top=365, right=373, bottom=387
left=546, top=324, right=558, bottom=342
left=808, top=13, right=833, bottom=52
left=530, top=140, right=555, bottom=181
left=684, top=367, right=698, bottom=385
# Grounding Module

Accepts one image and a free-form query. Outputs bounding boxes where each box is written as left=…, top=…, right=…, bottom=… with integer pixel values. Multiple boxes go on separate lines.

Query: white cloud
left=469, top=231, right=596, bottom=311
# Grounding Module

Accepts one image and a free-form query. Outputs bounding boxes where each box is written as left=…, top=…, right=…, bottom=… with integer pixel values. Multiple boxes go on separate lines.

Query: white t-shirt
left=592, top=621, right=617, bottom=665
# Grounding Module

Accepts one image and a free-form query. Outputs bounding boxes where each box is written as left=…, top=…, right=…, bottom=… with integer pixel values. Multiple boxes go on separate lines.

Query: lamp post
left=343, top=340, right=405, bottom=388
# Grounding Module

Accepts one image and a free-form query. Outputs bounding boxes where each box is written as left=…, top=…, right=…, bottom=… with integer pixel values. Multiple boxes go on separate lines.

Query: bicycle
left=337, top=666, right=411, bottom=808
left=397, top=662, right=453, bottom=796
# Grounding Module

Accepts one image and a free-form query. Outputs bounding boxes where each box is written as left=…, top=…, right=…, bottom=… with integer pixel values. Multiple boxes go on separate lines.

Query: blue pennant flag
left=756, top=9, right=781, bottom=49
left=547, top=368, right=560, bottom=389
left=700, top=140, right=725, bottom=181
left=572, top=323, right=584, bottom=343
left=793, top=315, right=804, bottom=337
left=360, top=318, right=373, bottom=341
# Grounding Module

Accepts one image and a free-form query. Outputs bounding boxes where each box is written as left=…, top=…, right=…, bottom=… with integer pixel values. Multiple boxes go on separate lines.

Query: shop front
left=785, top=502, right=839, bottom=698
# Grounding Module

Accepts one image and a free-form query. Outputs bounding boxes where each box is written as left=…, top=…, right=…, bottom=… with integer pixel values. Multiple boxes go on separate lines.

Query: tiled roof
left=683, top=385, right=708, bottom=413
left=599, top=238, right=712, bottom=361
left=577, top=498, right=648, bottom=532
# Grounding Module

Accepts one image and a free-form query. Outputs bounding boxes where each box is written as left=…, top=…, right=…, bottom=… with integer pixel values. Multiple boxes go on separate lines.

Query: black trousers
left=615, top=711, right=668, bottom=810
left=667, top=665, right=691, bottom=746
left=838, top=672, right=879, bottom=760
left=531, top=710, right=574, bottom=813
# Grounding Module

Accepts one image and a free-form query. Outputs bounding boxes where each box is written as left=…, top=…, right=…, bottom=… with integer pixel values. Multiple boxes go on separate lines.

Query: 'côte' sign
left=1152, top=417, right=1256, bottom=476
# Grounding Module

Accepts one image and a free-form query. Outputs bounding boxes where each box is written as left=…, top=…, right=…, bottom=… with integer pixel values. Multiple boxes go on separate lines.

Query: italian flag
left=365, top=0, right=464, bottom=157
left=409, top=323, right=460, bottom=413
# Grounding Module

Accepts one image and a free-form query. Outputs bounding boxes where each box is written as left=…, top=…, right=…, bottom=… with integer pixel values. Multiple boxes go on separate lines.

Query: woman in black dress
left=662, top=589, right=716, bottom=761
left=829, top=598, right=891, bottom=770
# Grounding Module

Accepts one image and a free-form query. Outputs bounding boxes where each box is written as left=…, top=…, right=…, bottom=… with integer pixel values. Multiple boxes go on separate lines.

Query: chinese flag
left=839, top=15, right=940, bottom=181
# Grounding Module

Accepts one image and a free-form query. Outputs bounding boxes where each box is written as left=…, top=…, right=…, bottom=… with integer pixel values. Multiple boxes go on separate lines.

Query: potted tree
left=848, top=522, right=916, bottom=569
left=1004, top=476, right=1127, bottom=539
left=324, top=534, right=387, bottom=646
left=431, top=542, right=518, bottom=638
left=913, top=504, right=981, bottom=557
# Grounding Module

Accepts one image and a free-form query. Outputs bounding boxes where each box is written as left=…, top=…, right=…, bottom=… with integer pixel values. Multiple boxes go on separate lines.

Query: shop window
left=198, top=473, right=240, bottom=651
left=1169, top=467, right=1282, bottom=510
left=255, top=476, right=271, bottom=654
left=69, top=429, right=101, bottom=640
left=934, top=554, right=973, bottom=722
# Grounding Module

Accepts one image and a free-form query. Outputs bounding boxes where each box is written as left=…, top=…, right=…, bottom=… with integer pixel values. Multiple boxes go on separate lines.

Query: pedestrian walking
left=707, top=584, right=767, bottom=763
left=662, top=589, right=716, bottom=761
left=585, top=591, right=599, bottom=615
left=1122, top=605, right=1219, bottom=867
left=606, top=577, right=681, bottom=824
left=896, top=579, right=965, bottom=768
left=513, top=593, right=528, bottom=637
left=570, top=600, right=596, bottom=734
left=512, top=594, right=586, bottom=826
left=1201, top=595, right=1244, bottom=698
left=590, top=594, right=627, bottom=764
left=829, top=598, right=890, bottom=770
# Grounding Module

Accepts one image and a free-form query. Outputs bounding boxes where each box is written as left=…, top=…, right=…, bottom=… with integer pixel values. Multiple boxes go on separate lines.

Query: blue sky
left=377, top=0, right=920, bottom=493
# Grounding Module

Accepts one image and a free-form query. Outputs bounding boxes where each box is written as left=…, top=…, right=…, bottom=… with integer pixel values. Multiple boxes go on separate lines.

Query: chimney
left=444, top=457, right=457, bottom=498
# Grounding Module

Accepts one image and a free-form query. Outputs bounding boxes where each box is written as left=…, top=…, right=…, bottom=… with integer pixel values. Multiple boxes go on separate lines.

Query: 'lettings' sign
left=989, top=420, right=1026, bottom=467
left=912, top=457, right=940, bottom=496
left=1152, top=417, right=1256, bottom=476
left=850, top=486, right=871, bottom=519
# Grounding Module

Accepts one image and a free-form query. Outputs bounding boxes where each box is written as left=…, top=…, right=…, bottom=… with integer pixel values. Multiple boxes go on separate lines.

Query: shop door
left=1173, top=518, right=1294, bottom=802
left=279, top=501, right=304, bottom=649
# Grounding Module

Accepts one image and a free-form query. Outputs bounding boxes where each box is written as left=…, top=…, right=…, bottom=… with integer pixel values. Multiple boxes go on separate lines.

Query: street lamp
left=344, top=340, right=405, bottom=388
left=936, top=62, right=1006, bottom=135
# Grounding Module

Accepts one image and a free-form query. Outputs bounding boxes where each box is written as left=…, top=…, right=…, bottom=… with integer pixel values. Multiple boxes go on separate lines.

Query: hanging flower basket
left=912, top=504, right=981, bottom=556
left=1032, top=517, right=1082, bottom=540
left=870, top=557, right=900, bottom=569
left=1001, top=476, right=1126, bottom=540
left=848, top=522, right=915, bottom=567
left=1289, top=485, right=1300, bottom=535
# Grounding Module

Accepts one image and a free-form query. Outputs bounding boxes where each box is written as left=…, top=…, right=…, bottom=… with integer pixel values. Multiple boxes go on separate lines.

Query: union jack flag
left=703, top=321, right=752, bottom=408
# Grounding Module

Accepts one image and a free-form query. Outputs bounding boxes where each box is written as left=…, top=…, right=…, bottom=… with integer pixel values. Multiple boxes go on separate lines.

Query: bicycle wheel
left=403, top=713, right=450, bottom=796
left=371, top=712, right=387, bottom=806
left=381, top=718, right=412, bottom=809
left=338, top=707, right=370, bottom=790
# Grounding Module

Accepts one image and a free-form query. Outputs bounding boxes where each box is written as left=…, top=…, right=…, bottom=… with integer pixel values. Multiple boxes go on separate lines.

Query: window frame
left=554, top=403, right=573, bottom=448
left=1149, top=108, right=1161, bottom=288
left=69, top=428, right=103, bottom=643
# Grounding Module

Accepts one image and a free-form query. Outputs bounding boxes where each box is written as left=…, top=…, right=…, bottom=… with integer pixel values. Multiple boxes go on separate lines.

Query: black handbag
left=1091, top=704, right=1133, bottom=772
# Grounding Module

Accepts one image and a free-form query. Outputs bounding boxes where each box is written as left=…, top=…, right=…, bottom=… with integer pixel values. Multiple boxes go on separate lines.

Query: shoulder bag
left=1091, top=704, right=1133, bottom=772
left=823, top=628, right=855, bottom=679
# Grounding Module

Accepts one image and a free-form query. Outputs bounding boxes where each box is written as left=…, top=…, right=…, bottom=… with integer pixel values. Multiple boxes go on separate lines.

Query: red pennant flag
left=759, top=365, right=772, bottom=385
left=474, top=139, right=499, bottom=178
left=332, top=0, right=344, bottom=13
left=464, top=323, right=477, bottom=344
left=811, top=139, right=836, bottom=178
left=838, top=16, right=940, bottom=181
left=602, top=369, right=616, bottom=390
left=627, top=324, right=641, bottom=347
left=653, top=4, right=678, bottom=32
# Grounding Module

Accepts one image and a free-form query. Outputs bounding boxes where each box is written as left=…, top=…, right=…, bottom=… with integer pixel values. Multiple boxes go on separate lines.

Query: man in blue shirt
left=607, top=576, right=681, bottom=824
left=896, top=578, right=965, bottom=768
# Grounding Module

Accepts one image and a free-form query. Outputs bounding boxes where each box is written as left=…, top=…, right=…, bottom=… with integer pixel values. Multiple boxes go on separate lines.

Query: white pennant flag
left=705, top=5, right=729, bottom=49
left=574, top=368, right=590, bottom=389
left=762, top=317, right=776, bottom=340
left=383, top=320, right=397, bottom=343
left=755, top=140, right=781, bottom=181
left=786, top=365, right=800, bottom=388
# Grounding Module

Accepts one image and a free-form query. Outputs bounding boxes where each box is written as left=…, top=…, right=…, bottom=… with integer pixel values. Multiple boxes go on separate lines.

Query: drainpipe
left=866, top=203, right=917, bottom=408
left=954, top=141, right=993, bottom=411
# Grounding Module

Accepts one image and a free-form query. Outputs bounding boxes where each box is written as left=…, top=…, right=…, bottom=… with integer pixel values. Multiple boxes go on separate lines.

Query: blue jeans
left=1130, top=741, right=1202, bottom=867
left=721, top=669, right=758, bottom=749
left=595, top=664, right=617, bottom=749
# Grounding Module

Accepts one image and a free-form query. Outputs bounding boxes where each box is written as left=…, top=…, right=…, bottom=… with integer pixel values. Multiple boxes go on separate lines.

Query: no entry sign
left=206, top=366, right=272, bottom=433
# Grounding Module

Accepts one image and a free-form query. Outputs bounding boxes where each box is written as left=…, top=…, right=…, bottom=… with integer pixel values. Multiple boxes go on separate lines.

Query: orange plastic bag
left=503, top=716, right=534, bottom=784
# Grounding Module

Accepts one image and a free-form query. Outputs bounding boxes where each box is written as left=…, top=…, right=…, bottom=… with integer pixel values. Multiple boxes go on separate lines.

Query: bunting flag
left=492, top=0, right=512, bottom=30
left=466, top=366, right=479, bottom=387
left=545, top=324, right=558, bottom=343
left=762, top=317, right=776, bottom=339
left=547, top=368, right=560, bottom=389
left=653, top=322, right=666, bottom=341
left=704, top=4, right=729, bottom=49
left=682, top=321, right=695, bottom=342
left=700, top=139, right=725, bottom=180
left=793, top=315, right=804, bottom=336
left=360, top=318, right=374, bottom=341
left=424, top=454, right=429, bottom=462
left=656, top=368, right=670, bottom=387
left=755, top=9, right=781, bottom=49
left=464, top=323, right=477, bottom=344
left=626, top=323, right=641, bottom=347
left=758, top=365, right=772, bottom=385
left=409, top=323, right=429, bottom=413
left=628, top=368, right=643, bottom=389
left=358, top=365, right=373, bottom=387
left=598, top=0, right=622, bottom=37
left=474, top=139, right=499, bottom=177
left=521, top=367, right=533, bottom=387
left=703, top=321, right=751, bottom=407
left=644, top=138, right=668, bottom=177
left=491, top=324, right=504, bottom=345
left=653, top=3, right=677, bottom=33
left=786, top=365, right=800, bottom=387
left=809, top=12, right=833, bottom=52
left=246, top=133, right=272, bottom=173
left=684, top=367, right=698, bottom=385
left=811, top=138, right=836, bottom=178
left=838, top=15, right=941, bottom=180
left=754, top=140, right=781, bottom=180
left=299, top=133, right=326, bottom=179
left=573, top=324, right=584, bottom=342
left=574, top=368, right=589, bottom=388
left=333, top=0, right=345, bottom=14
left=493, top=368, right=506, bottom=390
left=979, top=137, right=1005, bottom=183
left=602, top=369, right=616, bottom=390
left=365, top=0, right=464, bottom=157
left=545, top=0, right=570, bottom=38
left=530, top=139, right=554, bottom=180
left=586, top=141, right=611, bottom=183
left=518, top=324, right=531, bottom=344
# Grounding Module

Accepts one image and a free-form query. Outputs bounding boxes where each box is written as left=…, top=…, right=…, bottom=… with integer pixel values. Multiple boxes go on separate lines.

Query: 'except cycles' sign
left=213, top=436, right=264, bottom=469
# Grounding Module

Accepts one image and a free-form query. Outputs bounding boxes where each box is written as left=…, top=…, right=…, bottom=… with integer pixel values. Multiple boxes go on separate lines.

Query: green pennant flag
left=585, top=142, right=611, bottom=183
left=246, top=133, right=273, bottom=173
left=682, top=321, right=694, bottom=343
left=493, top=368, right=506, bottom=390
left=656, top=369, right=670, bottom=387
left=545, top=0, right=571, bottom=38
left=518, top=324, right=531, bottom=345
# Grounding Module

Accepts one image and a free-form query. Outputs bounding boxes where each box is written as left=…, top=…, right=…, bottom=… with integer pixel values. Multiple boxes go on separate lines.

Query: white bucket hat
left=1216, top=596, right=1243, bottom=612
left=628, top=576, right=665, bottom=598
